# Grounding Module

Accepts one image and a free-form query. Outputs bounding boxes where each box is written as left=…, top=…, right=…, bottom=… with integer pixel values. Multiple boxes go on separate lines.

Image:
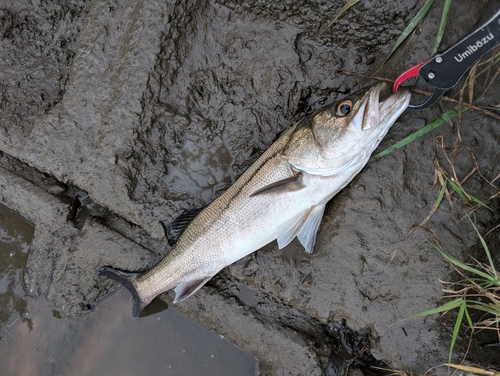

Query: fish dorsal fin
left=161, top=207, right=205, bottom=246
left=250, top=172, right=305, bottom=197
left=276, top=204, right=326, bottom=254
left=173, top=277, right=212, bottom=303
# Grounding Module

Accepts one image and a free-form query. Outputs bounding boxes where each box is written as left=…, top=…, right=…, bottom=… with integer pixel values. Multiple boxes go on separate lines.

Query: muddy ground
left=0, top=0, right=499, bottom=374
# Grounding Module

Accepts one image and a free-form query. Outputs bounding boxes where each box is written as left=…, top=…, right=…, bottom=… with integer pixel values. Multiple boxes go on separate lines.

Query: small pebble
left=46, top=184, right=67, bottom=195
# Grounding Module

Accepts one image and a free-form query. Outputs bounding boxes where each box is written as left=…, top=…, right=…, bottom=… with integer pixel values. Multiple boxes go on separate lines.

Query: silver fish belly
left=97, top=82, right=411, bottom=316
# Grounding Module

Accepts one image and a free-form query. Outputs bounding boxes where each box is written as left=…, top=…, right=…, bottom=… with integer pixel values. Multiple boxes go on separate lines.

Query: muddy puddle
left=0, top=203, right=256, bottom=376
left=162, top=137, right=233, bottom=203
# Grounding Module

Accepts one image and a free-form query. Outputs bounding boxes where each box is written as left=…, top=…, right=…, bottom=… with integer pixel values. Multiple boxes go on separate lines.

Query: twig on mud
left=411, top=88, right=500, bottom=121
left=482, top=47, right=500, bottom=94
left=485, top=223, right=500, bottom=238
left=407, top=225, right=443, bottom=250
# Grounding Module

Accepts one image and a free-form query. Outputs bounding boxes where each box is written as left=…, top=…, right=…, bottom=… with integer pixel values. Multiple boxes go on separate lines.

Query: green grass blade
left=444, top=177, right=494, bottom=211
left=445, top=178, right=468, bottom=201
left=432, top=0, right=453, bottom=54
left=468, top=300, right=500, bottom=311
left=372, top=104, right=468, bottom=159
left=468, top=194, right=495, bottom=211
left=328, top=0, right=361, bottom=27
left=386, top=0, right=436, bottom=60
left=485, top=317, right=500, bottom=326
left=468, top=217, right=498, bottom=279
left=419, top=179, right=447, bottom=226
left=434, top=246, right=495, bottom=281
left=408, top=297, right=463, bottom=319
left=480, top=279, right=500, bottom=288
left=465, top=259, right=500, bottom=286
left=449, top=300, right=466, bottom=363
left=372, top=97, right=483, bottom=160
left=464, top=305, right=474, bottom=329
left=467, top=303, right=500, bottom=318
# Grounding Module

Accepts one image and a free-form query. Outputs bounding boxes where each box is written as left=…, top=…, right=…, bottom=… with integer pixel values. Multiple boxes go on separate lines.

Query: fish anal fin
left=161, top=207, right=205, bottom=246
left=173, top=277, right=211, bottom=303
left=250, top=172, right=305, bottom=197
left=297, top=204, right=325, bottom=254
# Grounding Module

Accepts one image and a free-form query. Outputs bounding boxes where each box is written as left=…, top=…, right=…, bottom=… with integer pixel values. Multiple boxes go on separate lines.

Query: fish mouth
left=378, top=83, right=391, bottom=104
left=361, top=82, right=411, bottom=130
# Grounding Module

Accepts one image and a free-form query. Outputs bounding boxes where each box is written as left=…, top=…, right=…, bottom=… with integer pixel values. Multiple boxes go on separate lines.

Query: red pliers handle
left=394, top=8, right=500, bottom=109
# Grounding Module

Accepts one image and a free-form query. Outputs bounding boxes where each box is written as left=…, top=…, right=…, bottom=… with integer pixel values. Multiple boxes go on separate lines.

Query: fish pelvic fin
left=296, top=204, right=326, bottom=254
left=276, top=203, right=326, bottom=254
left=96, top=267, right=150, bottom=318
left=173, top=277, right=212, bottom=303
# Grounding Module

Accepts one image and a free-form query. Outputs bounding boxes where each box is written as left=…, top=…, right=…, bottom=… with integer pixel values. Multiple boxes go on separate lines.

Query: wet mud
left=0, top=203, right=34, bottom=334
left=0, top=0, right=499, bottom=374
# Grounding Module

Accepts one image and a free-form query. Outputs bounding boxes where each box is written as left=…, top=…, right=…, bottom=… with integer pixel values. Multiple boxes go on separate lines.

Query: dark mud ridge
left=1, top=0, right=499, bottom=374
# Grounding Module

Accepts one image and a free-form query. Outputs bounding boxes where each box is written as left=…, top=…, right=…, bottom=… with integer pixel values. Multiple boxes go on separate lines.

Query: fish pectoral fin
left=297, top=204, right=326, bottom=254
left=276, top=203, right=326, bottom=253
left=161, top=207, right=205, bottom=246
left=250, top=172, right=305, bottom=197
left=173, top=277, right=212, bottom=303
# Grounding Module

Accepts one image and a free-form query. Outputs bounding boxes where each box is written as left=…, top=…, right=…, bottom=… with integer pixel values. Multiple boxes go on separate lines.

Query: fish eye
left=335, top=100, right=352, bottom=117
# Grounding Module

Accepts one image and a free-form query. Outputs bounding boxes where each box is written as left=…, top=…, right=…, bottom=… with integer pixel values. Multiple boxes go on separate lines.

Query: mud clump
left=324, top=320, right=390, bottom=376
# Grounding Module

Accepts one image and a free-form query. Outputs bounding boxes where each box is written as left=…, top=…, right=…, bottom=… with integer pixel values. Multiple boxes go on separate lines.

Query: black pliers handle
left=394, top=8, right=500, bottom=109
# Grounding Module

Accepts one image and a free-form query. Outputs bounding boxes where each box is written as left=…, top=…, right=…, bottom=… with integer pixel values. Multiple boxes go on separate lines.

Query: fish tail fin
left=96, top=267, right=149, bottom=317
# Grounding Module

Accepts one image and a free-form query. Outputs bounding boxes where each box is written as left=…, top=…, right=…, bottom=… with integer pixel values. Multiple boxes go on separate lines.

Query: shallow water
left=0, top=203, right=256, bottom=376
left=0, top=203, right=33, bottom=331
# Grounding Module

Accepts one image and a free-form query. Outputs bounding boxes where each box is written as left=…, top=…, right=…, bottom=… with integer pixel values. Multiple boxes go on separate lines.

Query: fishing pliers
left=393, top=8, right=500, bottom=109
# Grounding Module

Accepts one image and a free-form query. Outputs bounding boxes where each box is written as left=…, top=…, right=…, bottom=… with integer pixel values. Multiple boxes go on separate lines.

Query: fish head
left=282, top=82, right=411, bottom=176
left=311, top=82, right=411, bottom=162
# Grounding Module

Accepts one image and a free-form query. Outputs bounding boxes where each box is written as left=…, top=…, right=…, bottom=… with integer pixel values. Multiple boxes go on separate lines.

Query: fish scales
left=97, top=83, right=411, bottom=316
left=136, top=127, right=298, bottom=297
